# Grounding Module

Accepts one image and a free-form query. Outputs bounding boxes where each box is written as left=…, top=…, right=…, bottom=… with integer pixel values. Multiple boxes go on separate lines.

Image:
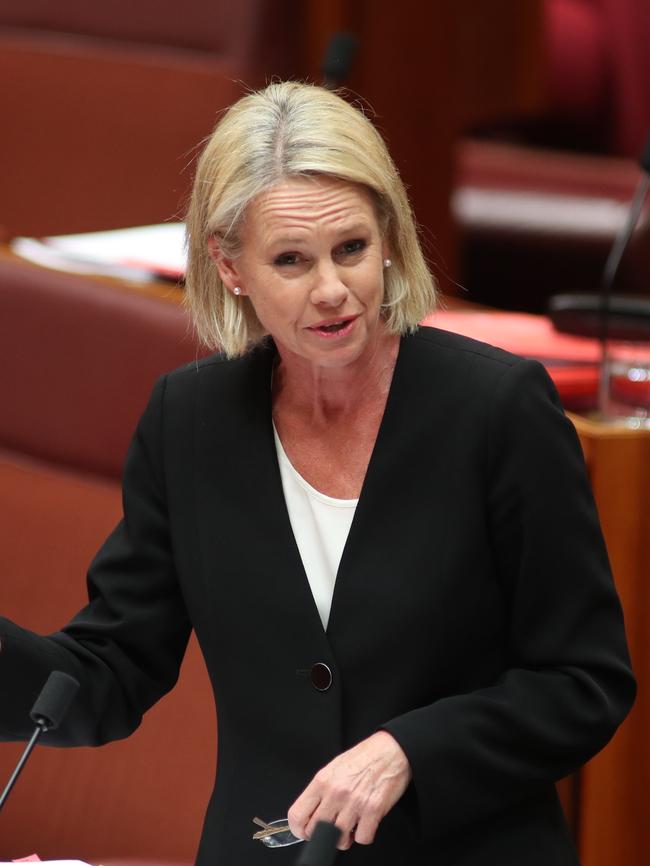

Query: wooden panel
left=453, top=0, right=546, bottom=129
left=570, top=416, right=650, bottom=866
left=345, top=0, right=457, bottom=293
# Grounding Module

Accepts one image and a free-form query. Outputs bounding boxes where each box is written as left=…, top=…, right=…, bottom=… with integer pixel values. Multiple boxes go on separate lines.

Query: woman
left=0, top=82, right=636, bottom=865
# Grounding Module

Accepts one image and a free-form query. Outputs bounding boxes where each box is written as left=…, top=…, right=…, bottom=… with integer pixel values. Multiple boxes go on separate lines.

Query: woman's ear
left=207, top=236, right=243, bottom=294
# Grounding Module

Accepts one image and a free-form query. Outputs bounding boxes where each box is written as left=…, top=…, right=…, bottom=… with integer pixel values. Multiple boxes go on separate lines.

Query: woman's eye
left=340, top=239, right=366, bottom=256
left=274, top=252, right=301, bottom=266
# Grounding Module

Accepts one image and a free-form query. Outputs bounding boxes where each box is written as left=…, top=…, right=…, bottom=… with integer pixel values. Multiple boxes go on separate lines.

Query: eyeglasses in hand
left=252, top=816, right=303, bottom=848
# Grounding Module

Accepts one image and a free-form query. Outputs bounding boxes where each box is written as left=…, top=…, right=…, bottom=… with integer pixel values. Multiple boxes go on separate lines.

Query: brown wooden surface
left=570, top=415, right=650, bottom=866
left=453, top=0, right=546, bottom=129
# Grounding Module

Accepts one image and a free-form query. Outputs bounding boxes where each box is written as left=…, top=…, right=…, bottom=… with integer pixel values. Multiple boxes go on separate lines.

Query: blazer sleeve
left=0, top=375, right=192, bottom=746
left=382, top=358, right=636, bottom=836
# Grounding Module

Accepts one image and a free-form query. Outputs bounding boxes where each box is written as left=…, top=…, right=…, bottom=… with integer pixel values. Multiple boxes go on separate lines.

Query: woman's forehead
left=244, top=176, right=379, bottom=240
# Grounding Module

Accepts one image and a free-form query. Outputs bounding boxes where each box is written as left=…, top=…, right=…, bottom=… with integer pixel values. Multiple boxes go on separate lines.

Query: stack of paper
left=11, top=223, right=186, bottom=282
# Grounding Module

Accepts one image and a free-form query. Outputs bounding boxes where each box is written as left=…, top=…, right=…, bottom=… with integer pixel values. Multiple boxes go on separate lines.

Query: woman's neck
left=272, top=332, right=400, bottom=426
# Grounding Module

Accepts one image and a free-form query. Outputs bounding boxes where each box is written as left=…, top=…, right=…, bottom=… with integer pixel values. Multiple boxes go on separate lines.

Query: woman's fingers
left=352, top=814, right=380, bottom=846
left=287, top=731, right=411, bottom=850
left=287, top=786, right=321, bottom=840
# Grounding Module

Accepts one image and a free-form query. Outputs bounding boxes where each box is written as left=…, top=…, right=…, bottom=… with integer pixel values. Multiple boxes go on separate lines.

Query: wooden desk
left=0, top=242, right=184, bottom=306
left=570, top=415, right=649, bottom=866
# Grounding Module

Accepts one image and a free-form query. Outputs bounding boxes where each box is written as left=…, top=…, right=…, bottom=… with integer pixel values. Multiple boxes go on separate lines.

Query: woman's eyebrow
left=267, top=235, right=307, bottom=247
left=336, top=222, right=371, bottom=236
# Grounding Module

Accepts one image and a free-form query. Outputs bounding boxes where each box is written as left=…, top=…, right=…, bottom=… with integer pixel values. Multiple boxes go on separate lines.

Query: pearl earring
left=233, top=287, right=241, bottom=296
left=383, top=259, right=392, bottom=269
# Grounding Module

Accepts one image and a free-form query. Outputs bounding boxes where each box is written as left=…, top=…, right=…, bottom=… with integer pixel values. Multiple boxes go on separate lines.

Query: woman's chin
left=275, top=317, right=389, bottom=372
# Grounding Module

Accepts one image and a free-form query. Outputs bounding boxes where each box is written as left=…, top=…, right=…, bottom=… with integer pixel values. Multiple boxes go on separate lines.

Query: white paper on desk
left=11, top=222, right=186, bottom=280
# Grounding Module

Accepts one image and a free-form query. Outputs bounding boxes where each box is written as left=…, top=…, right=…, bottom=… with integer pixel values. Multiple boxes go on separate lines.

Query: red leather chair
left=0, top=260, right=215, bottom=864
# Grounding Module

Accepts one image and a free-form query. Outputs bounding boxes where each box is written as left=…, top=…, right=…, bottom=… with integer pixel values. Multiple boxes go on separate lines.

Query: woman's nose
left=310, top=263, right=348, bottom=307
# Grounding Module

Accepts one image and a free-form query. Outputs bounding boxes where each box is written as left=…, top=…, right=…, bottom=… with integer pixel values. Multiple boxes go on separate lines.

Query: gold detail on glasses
left=252, top=816, right=291, bottom=840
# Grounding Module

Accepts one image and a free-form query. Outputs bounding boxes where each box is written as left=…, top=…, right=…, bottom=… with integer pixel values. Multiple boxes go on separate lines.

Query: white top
left=273, top=424, right=358, bottom=630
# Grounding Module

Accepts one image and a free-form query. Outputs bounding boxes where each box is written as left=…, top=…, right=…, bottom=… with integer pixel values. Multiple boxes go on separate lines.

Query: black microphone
left=296, top=821, right=341, bottom=866
left=548, top=293, right=650, bottom=341
left=0, top=670, right=80, bottom=811
left=322, top=33, right=358, bottom=89
left=29, top=670, right=80, bottom=730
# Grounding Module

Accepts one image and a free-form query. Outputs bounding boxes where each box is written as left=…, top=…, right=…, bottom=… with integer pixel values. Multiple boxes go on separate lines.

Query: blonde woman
left=0, top=82, right=635, bottom=866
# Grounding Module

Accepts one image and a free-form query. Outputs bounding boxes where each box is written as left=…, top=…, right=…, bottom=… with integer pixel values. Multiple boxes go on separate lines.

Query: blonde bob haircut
left=185, top=80, right=437, bottom=357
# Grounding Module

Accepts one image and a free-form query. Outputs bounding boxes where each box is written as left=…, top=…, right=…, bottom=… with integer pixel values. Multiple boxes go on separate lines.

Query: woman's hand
left=287, top=730, right=412, bottom=850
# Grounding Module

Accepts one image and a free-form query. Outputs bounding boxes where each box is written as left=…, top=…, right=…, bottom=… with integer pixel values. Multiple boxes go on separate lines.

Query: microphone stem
left=602, top=174, right=649, bottom=297
left=598, top=173, right=650, bottom=415
left=0, top=724, right=45, bottom=811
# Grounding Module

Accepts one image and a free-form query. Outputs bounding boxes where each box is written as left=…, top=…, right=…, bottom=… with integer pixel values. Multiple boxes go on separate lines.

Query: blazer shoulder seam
left=412, top=326, right=522, bottom=368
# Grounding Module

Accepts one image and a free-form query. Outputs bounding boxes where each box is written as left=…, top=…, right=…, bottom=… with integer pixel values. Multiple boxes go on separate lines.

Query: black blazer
left=0, top=327, right=636, bottom=866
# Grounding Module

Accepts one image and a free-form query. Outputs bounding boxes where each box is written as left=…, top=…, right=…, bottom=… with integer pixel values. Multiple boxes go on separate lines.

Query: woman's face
left=212, top=175, right=389, bottom=372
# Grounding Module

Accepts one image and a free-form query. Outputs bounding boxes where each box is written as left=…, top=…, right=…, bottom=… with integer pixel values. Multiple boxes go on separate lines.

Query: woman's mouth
left=307, top=316, right=358, bottom=338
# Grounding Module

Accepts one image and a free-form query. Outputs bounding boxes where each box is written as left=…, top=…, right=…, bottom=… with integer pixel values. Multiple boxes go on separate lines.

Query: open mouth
left=309, top=316, right=357, bottom=336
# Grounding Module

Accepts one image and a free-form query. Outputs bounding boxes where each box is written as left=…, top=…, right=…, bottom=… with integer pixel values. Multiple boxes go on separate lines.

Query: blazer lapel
left=326, top=332, right=455, bottom=642
left=324, top=338, right=411, bottom=638
left=194, top=342, right=330, bottom=655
